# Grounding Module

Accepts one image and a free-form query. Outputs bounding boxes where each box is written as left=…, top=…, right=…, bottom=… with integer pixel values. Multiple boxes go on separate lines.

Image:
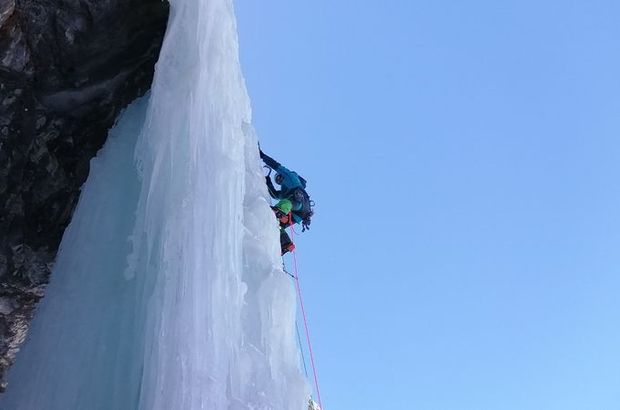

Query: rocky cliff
left=0, top=0, right=169, bottom=390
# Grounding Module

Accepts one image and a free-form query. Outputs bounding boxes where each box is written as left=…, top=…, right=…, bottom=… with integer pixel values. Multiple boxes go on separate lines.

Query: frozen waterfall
left=0, top=0, right=310, bottom=408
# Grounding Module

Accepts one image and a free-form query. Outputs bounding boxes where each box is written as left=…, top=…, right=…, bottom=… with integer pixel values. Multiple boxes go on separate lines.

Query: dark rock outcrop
left=0, top=0, right=169, bottom=390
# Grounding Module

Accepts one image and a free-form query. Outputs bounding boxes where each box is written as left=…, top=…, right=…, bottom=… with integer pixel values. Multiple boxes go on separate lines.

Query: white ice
left=0, top=0, right=309, bottom=408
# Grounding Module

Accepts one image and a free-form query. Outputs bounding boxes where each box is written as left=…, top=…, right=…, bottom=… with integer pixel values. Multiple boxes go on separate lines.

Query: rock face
left=0, top=0, right=169, bottom=390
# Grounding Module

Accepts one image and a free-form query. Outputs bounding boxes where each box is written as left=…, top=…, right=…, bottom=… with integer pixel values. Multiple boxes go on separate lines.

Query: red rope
left=290, top=231, right=324, bottom=410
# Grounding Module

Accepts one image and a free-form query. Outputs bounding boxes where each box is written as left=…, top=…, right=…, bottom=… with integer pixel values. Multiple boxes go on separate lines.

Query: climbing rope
left=289, top=229, right=324, bottom=410
left=296, top=321, right=309, bottom=378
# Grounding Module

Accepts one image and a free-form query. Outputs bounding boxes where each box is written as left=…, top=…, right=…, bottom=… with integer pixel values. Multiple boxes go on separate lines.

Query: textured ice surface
left=0, top=0, right=309, bottom=408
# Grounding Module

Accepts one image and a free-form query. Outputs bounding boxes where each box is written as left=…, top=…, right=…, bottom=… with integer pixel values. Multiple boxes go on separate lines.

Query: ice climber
left=260, top=149, right=314, bottom=255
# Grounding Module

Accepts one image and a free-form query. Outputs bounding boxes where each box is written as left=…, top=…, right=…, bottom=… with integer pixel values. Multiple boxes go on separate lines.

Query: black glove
left=260, top=151, right=281, bottom=170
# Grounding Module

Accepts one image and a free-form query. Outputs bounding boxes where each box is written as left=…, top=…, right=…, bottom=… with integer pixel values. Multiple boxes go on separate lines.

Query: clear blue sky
left=234, top=1, right=620, bottom=409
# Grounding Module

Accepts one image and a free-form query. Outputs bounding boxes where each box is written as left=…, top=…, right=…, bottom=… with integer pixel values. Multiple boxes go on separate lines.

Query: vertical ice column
left=133, top=0, right=309, bottom=406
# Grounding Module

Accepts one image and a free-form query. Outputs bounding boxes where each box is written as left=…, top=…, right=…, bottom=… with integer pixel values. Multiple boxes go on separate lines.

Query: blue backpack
left=291, top=186, right=314, bottom=231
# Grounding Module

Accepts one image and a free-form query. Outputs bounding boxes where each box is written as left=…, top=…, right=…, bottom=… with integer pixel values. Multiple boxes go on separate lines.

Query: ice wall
left=0, top=0, right=309, bottom=408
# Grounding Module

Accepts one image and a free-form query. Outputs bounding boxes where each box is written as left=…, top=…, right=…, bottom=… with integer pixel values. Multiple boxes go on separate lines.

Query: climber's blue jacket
left=260, top=151, right=306, bottom=202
